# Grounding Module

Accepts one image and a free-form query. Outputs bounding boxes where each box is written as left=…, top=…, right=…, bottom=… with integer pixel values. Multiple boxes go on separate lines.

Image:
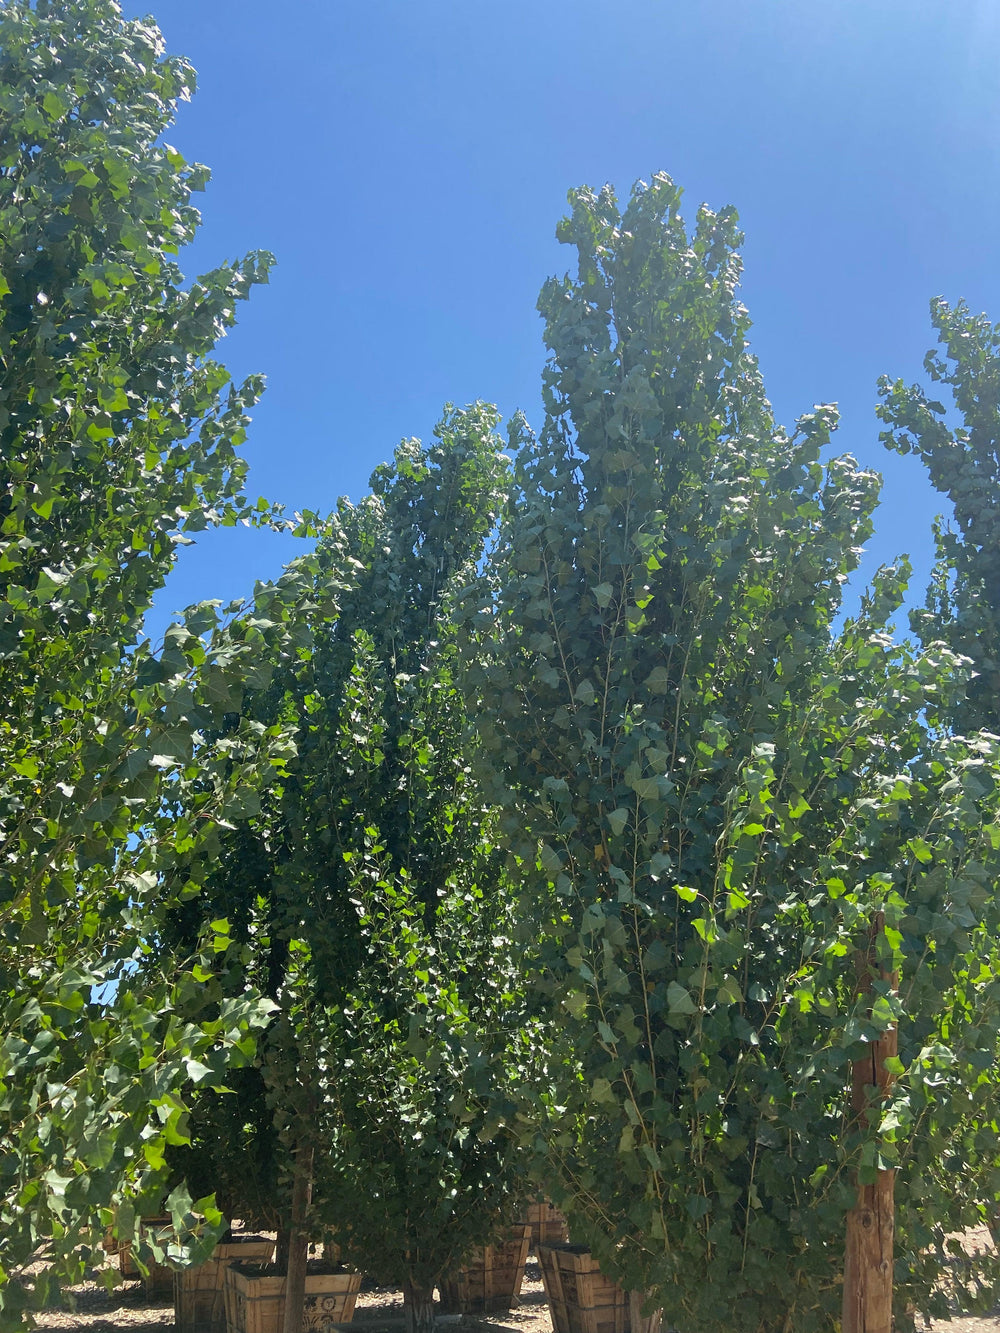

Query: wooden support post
left=843, top=912, right=898, bottom=1333
left=282, top=1144, right=314, bottom=1333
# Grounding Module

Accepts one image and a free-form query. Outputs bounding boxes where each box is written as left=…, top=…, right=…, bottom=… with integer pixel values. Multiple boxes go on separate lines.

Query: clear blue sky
left=127, top=0, right=1000, bottom=639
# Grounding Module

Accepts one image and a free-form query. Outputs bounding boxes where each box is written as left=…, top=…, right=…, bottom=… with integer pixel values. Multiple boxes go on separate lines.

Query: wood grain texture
left=843, top=912, right=898, bottom=1333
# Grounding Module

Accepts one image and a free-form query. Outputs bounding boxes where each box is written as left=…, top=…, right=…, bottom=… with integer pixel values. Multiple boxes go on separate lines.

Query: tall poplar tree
left=0, top=3, right=278, bottom=1321
left=879, top=297, right=1000, bottom=1264
left=160, top=408, right=533, bottom=1333
left=481, top=175, right=1000, bottom=1333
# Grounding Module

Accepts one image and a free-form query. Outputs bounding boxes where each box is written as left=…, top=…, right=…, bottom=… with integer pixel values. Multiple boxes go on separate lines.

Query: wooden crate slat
left=175, top=1236, right=274, bottom=1333
left=538, top=1244, right=570, bottom=1333
left=523, top=1200, right=569, bottom=1250
left=537, top=1243, right=631, bottom=1333
left=439, top=1225, right=531, bottom=1315
left=224, top=1263, right=361, bottom=1333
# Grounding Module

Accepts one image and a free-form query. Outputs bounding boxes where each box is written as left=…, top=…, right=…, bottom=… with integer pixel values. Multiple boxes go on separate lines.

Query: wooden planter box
left=175, top=1234, right=275, bottom=1333
left=118, top=1214, right=175, bottom=1299
left=224, top=1261, right=361, bottom=1333
left=537, top=1243, right=630, bottom=1333
left=439, top=1224, right=531, bottom=1315
left=523, top=1200, right=569, bottom=1250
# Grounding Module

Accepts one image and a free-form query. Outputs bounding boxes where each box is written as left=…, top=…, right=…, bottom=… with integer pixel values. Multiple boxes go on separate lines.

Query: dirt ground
left=30, top=1255, right=554, bottom=1333
left=26, top=1245, right=1000, bottom=1333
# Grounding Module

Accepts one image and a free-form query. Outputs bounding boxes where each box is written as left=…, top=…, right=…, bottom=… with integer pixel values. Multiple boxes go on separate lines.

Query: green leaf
left=574, top=679, right=596, bottom=705
left=646, top=665, right=671, bottom=694
left=607, top=807, right=630, bottom=838
left=42, top=90, right=68, bottom=120
left=183, top=1058, right=214, bottom=1085
left=666, top=982, right=697, bottom=1015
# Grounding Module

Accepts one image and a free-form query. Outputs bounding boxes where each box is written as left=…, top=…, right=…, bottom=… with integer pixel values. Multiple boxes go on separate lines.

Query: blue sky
left=127, top=0, right=1000, bottom=640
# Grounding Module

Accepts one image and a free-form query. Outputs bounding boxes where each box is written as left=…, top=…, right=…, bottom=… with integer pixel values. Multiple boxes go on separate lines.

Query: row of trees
left=6, top=4, right=1000, bottom=1333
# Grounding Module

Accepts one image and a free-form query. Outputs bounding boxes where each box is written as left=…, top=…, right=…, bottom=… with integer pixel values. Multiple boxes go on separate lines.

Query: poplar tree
left=879, top=297, right=1000, bottom=1268
left=160, top=409, right=532, bottom=1333
left=0, top=3, right=278, bottom=1321
left=481, top=176, right=1000, bottom=1333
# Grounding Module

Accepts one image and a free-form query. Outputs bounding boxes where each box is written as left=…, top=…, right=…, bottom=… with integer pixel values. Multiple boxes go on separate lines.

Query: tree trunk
left=842, top=912, right=897, bottom=1333
left=281, top=1145, right=314, bottom=1333
left=275, top=1226, right=290, bottom=1275
left=403, top=1277, right=436, bottom=1333
left=628, top=1289, right=662, bottom=1333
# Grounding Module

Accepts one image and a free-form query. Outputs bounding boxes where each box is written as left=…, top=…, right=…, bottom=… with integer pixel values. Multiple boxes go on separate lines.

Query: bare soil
left=30, top=1256, right=554, bottom=1333
left=27, top=1246, right=1000, bottom=1333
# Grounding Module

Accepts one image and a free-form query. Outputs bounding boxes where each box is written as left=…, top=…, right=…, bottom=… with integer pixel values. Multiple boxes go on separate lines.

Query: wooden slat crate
left=224, top=1261, right=361, bottom=1333
left=523, top=1200, right=569, bottom=1250
left=537, top=1243, right=630, bottom=1333
left=117, top=1215, right=175, bottom=1299
left=439, top=1224, right=531, bottom=1315
left=175, top=1234, right=275, bottom=1333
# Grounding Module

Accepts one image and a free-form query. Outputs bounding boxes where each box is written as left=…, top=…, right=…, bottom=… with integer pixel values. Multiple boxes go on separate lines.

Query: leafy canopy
left=880, top=297, right=1000, bottom=733
left=480, top=175, right=1000, bottom=1333
left=0, top=2, right=280, bottom=1320
left=159, top=410, right=534, bottom=1331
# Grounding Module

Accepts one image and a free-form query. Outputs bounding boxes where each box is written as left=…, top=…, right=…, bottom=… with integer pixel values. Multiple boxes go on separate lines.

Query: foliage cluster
left=879, top=297, right=1000, bottom=735
left=0, top=0, right=285, bottom=1319
left=478, top=177, right=1000, bottom=1332
left=158, top=411, right=533, bottom=1332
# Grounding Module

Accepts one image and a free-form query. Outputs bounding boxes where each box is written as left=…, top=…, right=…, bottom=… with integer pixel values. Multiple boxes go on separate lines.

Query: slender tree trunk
left=281, top=1145, right=314, bottom=1333
left=628, top=1289, right=662, bottom=1333
left=403, top=1277, right=436, bottom=1333
left=275, top=1226, right=290, bottom=1275
left=843, top=912, right=898, bottom=1333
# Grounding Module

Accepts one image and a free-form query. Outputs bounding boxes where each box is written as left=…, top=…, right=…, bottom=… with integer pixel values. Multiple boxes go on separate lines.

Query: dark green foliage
left=163, top=409, right=533, bottom=1324
left=295, top=416, right=536, bottom=1309
left=480, top=175, right=1000, bottom=1333
left=167, top=1068, right=282, bottom=1232
left=310, top=858, right=531, bottom=1299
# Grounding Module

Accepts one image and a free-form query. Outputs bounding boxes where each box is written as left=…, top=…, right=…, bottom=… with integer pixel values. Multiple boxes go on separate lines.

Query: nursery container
left=175, top=1233, right=275, bottom=1333
left=224, top=1260, right=361, bottom=1333
left=537, top=1243, right=630, bottom=1333
left=438, top=1224, right=531, bottom=1315
left=522, top=1200, right=569, bottom=1250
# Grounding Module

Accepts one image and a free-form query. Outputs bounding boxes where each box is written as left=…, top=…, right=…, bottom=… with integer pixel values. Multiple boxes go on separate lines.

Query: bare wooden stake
left=842, top=912, right=898, bottom=1333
